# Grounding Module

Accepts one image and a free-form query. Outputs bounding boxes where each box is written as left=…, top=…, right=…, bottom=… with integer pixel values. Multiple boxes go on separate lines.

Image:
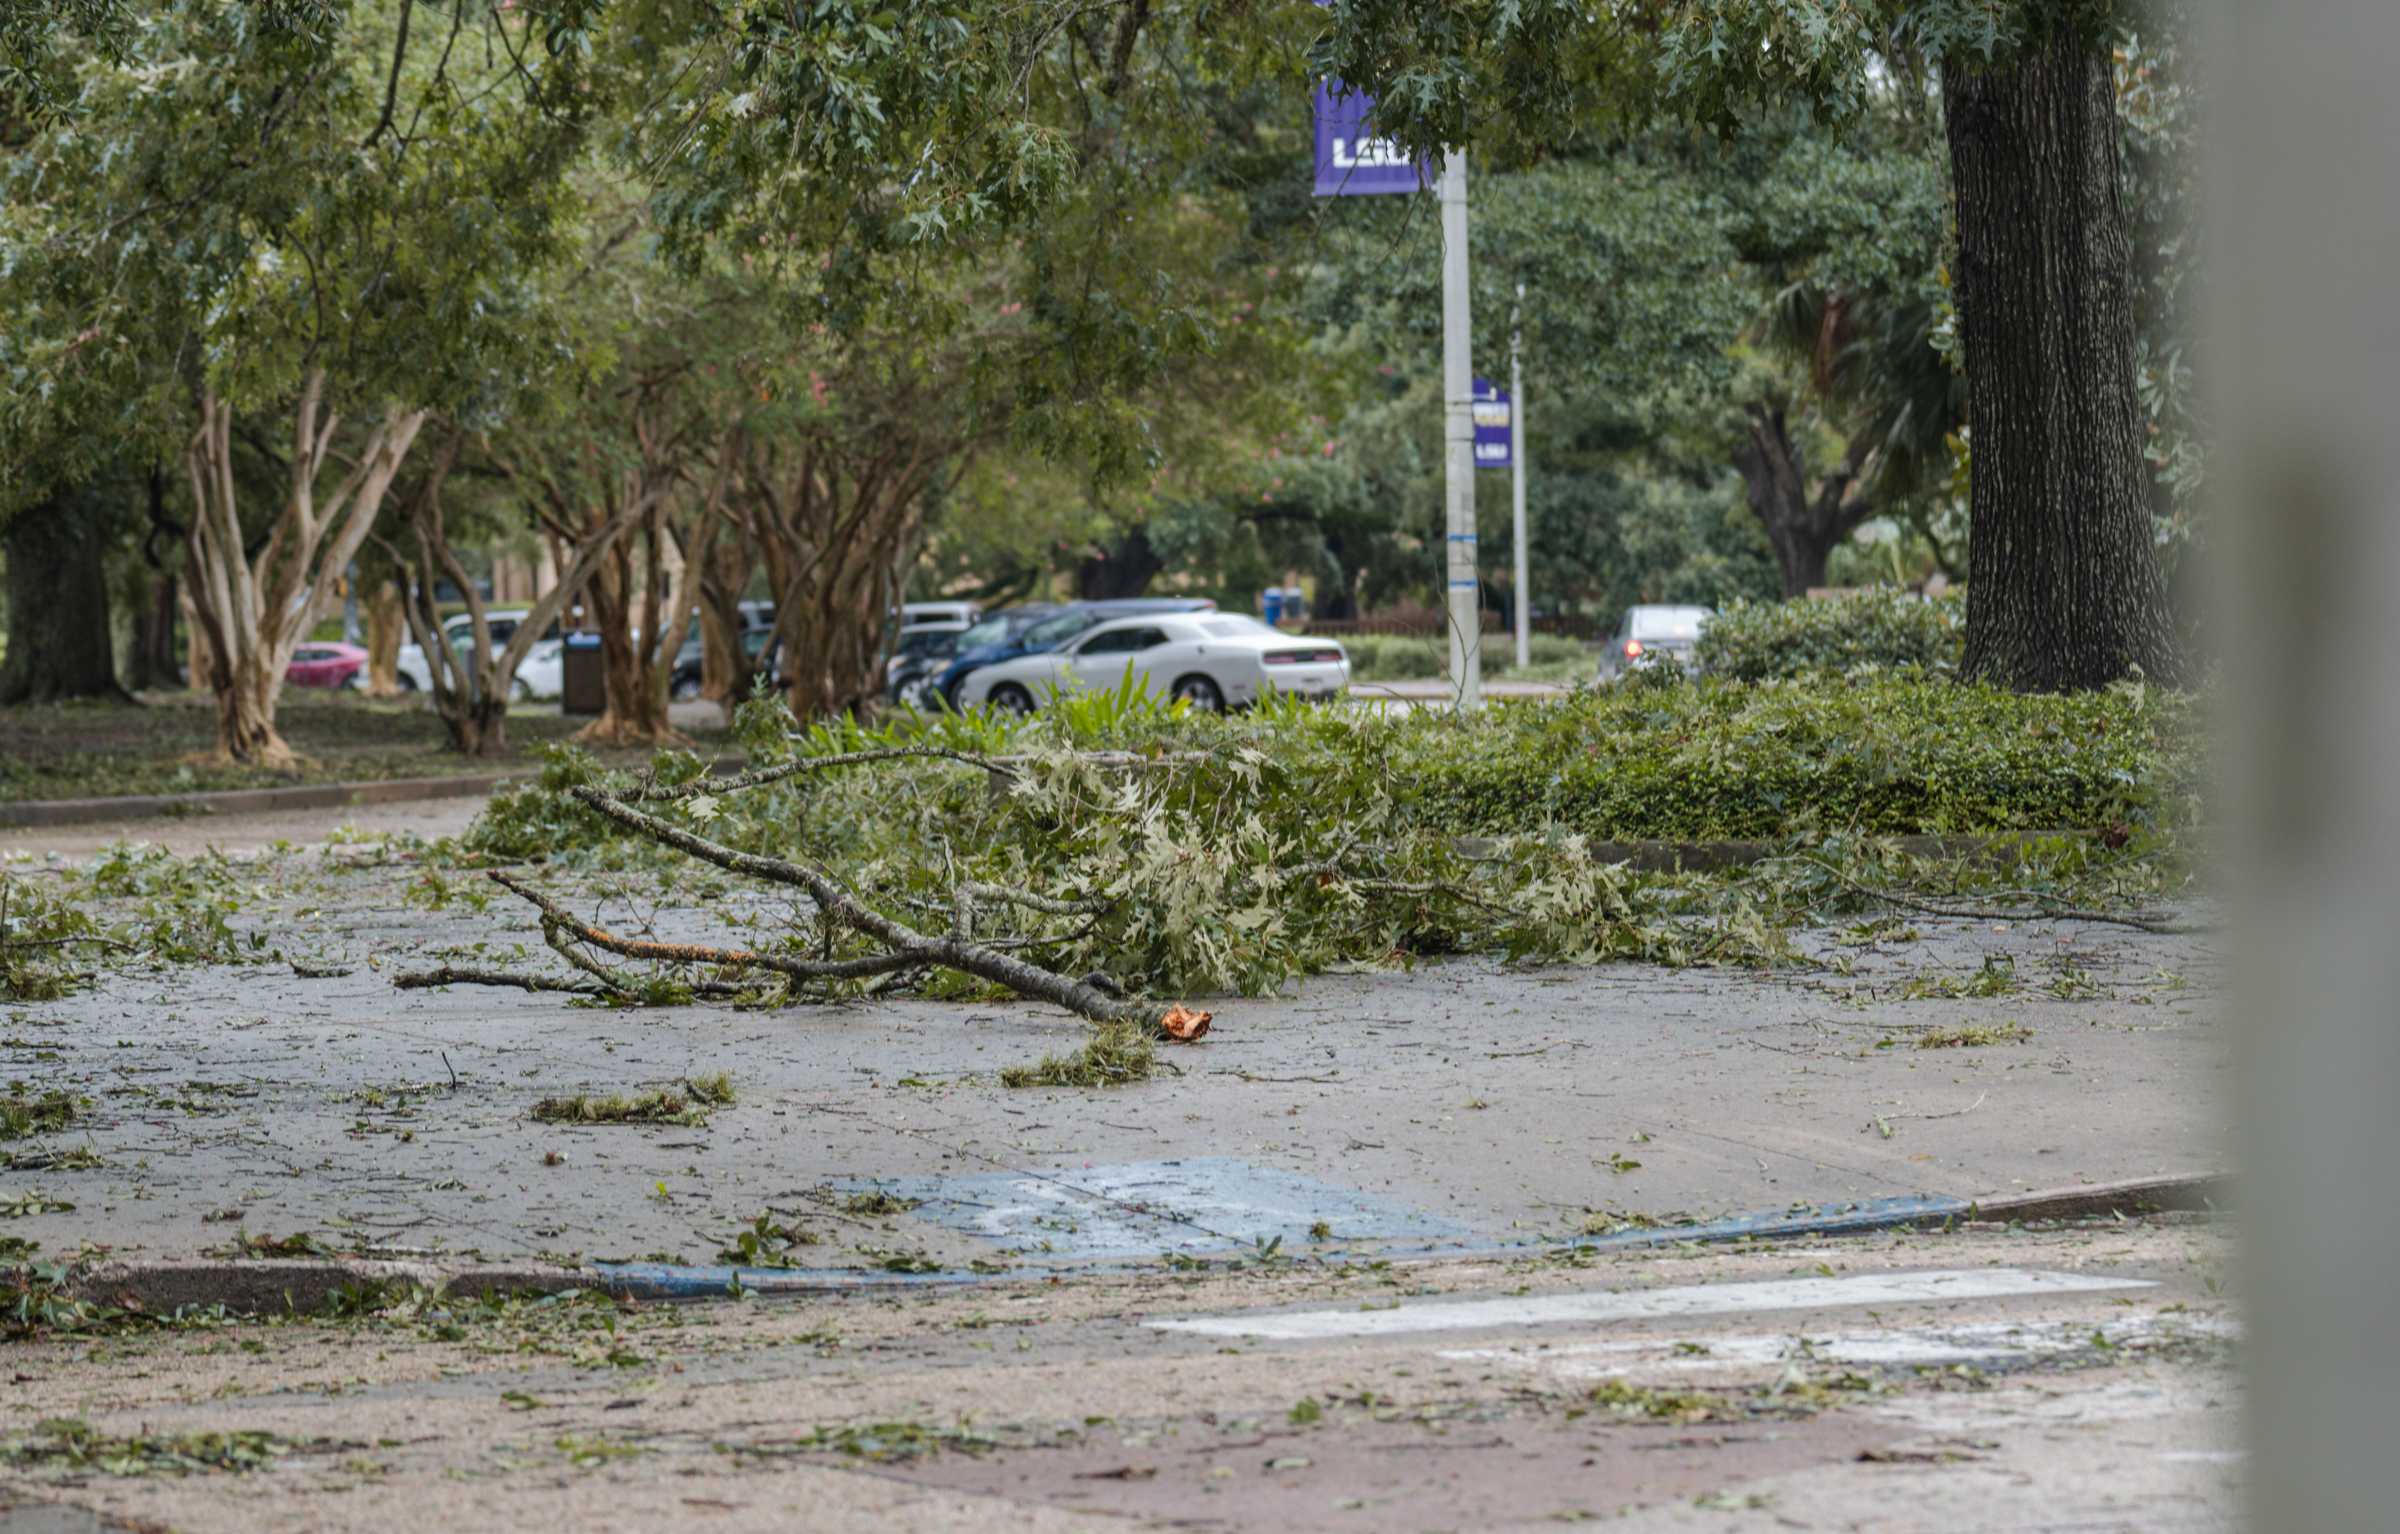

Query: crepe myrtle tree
left=0, top=0, right=597, bottom=763
left=1312, top=0, right=2186, bottom=690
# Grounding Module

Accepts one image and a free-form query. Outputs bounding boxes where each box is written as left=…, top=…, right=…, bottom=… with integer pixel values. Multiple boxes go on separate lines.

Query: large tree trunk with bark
left=1732, top=402, right=1874, bottom=599
left=1944, top=28, right=2183, bottom=689
left=0, top=494, right=124, bottom=704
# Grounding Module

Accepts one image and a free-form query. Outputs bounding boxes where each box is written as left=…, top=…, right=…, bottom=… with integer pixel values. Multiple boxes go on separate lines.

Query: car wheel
left=397, top=673, right=418, bottom=693
left=512, top=677, right=534, bottom=703
left=339, top=673, right=363, bottom=692
left=672, top=675, right=702, bottom=702
left=988, top=683, right=1035, bottom=715
left=1172, top=674, right=1225, bottom=712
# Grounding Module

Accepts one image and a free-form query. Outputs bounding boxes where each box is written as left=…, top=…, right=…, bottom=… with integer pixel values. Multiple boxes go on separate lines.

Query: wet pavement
left=1, top=836, right=2223, bottom=1277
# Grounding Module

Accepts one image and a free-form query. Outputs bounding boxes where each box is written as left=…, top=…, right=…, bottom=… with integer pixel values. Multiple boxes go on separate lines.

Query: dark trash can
left=561, top=632, right=606, bottom=715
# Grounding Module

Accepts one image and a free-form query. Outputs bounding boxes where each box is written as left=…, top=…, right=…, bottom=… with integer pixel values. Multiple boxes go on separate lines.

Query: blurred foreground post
left=2214, top=2, right=2400, bottom=1526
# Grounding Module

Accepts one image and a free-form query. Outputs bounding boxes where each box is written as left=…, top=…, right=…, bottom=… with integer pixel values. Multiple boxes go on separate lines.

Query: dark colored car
left=885, top=622, right=972, bottom=705
left=930, top=599, right=1217, bottom=709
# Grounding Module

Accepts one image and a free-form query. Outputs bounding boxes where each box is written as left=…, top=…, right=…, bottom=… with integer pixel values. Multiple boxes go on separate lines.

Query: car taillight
left=1264, top=650, right=1342, bottom=665
left=1625, top=638, right=1644, bottom=658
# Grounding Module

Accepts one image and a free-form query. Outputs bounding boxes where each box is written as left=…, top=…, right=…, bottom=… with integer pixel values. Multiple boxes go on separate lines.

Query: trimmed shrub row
left=1695, top=590, right=1963, bottom=680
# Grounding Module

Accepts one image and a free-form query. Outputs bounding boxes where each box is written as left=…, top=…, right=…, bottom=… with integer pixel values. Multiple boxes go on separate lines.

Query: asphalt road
left=1, top=1221, right=2236, bottom=1532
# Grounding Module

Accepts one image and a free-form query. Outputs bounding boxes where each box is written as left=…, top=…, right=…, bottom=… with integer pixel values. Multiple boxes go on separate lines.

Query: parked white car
left=395, top=609, right=563, bottom=699
left=901, top=599, right=982, bottom=628
left=952, top=613, right=1349, bottom=713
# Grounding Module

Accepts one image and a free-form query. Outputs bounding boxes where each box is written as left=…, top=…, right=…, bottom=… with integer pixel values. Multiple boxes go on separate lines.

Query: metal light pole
left=1509, top=285, right=1529, bottom=672
left=1439, top=149, right=1481, bottom=711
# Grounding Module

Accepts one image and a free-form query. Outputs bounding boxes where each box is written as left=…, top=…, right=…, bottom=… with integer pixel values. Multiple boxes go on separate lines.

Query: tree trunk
left=180, top=589, right=212, bottom=694
left=128, top=569, right=181, bottom=690
left=695, top=521, right=753, bottom=710
left=363, top=580, right=405, bottom=697
left=1732, top=402, right=1872, bottom=599
left=181, top=380, right=426, bottom=766
left=1074, top=525, right=1162, bottom=599
left=1944, top=28, right=2182, bottom=689
left=573, top=510, right=690, bottom=748
left=0, top=494, right=124, bottom=705
left=440, top=694, right=510, bottom=756
left=209, top=652, right=301, bottom=772
left=753, top=451, right=925, bottom=722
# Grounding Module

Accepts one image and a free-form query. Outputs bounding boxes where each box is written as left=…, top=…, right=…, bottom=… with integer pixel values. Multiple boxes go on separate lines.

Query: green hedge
left=479, top=675, right=2195, bottom=868
left=1339, top=631, right=1589, bottom=683
left=1696, top=590, right=1963, bottom=680
left=1377, top=678, right=2187, bottom=838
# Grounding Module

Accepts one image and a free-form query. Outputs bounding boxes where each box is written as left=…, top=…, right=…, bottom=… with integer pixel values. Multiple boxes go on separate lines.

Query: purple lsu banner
left=1313, top=78, right=1429, bottom=196
left=1473, top=378, right=1512, bottom=467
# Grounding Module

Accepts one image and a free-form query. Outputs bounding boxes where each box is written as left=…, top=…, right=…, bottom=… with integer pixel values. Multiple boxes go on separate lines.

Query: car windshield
left=1631, top=607, right=1709, bottom=641
left=956, top=613, right=1025, bottom=649
left=1201, top=617, right=1275, bottom=637
left=1021, top=612, right=1101, bottom=649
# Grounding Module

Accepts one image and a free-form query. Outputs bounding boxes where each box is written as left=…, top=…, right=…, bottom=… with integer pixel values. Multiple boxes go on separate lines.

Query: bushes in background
left=1696, top=590, right=1962, bottom=680
left=1338, top=631, right=1589, bottom=683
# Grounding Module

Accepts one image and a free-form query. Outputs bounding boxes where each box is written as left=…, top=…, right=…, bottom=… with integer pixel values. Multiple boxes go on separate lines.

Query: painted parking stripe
left=1147, top=1268, right=2156, bottom=1341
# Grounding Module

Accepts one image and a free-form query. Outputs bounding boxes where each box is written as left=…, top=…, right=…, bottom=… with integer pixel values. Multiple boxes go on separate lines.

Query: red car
left=286, top=642, right=369, bottom=689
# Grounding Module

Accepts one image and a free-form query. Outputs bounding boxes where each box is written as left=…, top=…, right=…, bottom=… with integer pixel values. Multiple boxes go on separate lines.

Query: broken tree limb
left=558, top=785, right=1167, bottom=1028
left=495, top=870, right=921, bottom=987
left=393, top=964, right=607, bottom=996
left=620, top=745, right=1021, bottom=801
left=1790, top=857, right=2209, bottom=935
left=616, top=745, right=1219, bottom=805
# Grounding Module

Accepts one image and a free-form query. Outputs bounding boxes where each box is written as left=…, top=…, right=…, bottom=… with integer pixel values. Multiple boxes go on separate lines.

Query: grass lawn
left=0, top=691, right=715, bottom=803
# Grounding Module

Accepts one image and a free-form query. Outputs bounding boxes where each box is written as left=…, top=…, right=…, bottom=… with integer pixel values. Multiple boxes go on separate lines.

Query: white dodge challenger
left=953, top=613, right=1350, bottom=713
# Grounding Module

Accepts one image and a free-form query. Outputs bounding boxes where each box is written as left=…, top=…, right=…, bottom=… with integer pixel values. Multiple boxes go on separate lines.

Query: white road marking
left=1148, top=1268, right=2157, bottom=1341
left=1438, top=1314, right=2236, bottom=1380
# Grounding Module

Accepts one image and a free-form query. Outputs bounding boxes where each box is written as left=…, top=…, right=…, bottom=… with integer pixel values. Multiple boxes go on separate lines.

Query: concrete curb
left=0, top=773, right=513, bottom=830
left=58, top=1173, right=2228, bottom=1316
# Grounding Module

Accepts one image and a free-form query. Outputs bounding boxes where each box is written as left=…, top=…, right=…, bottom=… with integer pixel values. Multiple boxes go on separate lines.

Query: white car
left=953, top=613, right=1349, bottom=713
left=396, top=609, right=564, bottom=699
left=901, top=599, right=981, bottom=628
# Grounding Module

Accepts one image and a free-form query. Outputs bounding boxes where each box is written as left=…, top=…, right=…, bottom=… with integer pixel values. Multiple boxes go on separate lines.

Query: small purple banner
left=1472, top=378, right=1512, bottom=468
left=1313, top=79, right=1428, bottom=197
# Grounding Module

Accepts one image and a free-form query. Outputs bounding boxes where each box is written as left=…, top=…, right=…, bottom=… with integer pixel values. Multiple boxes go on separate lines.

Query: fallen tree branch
left=393, top=964, right=608, bottom=995
left=464, top=790, right=1174, bottom=1030
left=619, top=745, right=1223, bottom=806
left=1789, top=858, right=2210, bottom=935
left=0, top=935, right=138, bottom=953
left=621, top=746, right=1019, bottom=802
left=496, top=870, right=921, bottom=986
